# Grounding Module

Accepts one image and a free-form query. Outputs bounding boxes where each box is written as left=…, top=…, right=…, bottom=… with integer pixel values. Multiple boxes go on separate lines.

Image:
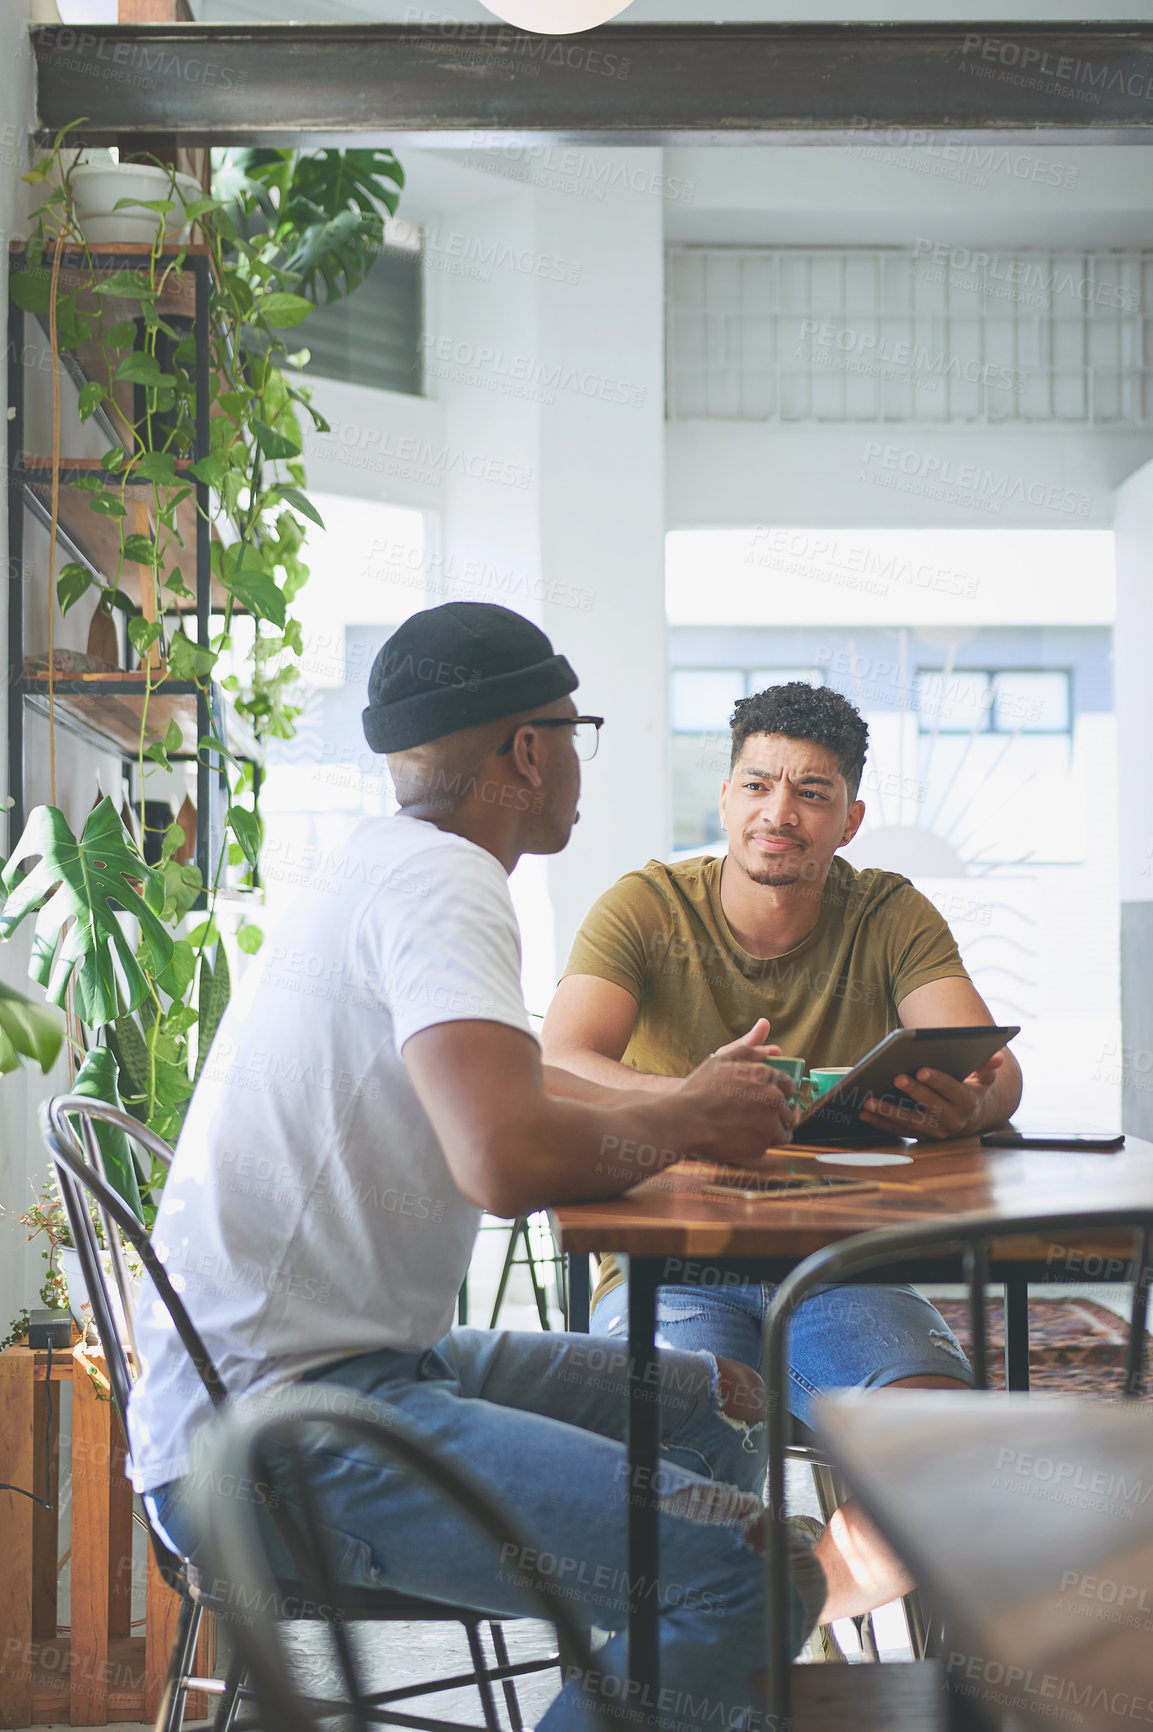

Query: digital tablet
left=790, top=1025, right=1020, bottom=1144
left=700, top=1172, right=880, bottom=1203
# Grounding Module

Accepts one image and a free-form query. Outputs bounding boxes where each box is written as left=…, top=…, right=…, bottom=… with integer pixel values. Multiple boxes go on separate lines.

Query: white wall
left=668, top=424, right=1153, bottom=530
left=1, top=1, right=130, bottom=1335
left=410, top=157, right=667, bottom=993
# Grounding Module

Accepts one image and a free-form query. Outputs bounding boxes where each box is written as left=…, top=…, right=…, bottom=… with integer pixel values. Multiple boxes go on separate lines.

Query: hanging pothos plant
left=1, top=131, right=404, bottom=1232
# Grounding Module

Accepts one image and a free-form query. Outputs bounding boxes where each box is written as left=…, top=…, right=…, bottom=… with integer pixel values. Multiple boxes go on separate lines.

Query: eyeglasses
left=496, top=715, right=605, bottom=762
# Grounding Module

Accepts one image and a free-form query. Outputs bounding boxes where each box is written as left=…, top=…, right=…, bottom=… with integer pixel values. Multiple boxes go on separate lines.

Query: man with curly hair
left=542, top=680, right=1022, bottom=1635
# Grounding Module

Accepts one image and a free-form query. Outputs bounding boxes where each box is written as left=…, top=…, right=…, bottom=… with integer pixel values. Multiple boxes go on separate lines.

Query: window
left=914, top=669, right=1071, bottom=734
left=302, top=228, right=423, bottom=396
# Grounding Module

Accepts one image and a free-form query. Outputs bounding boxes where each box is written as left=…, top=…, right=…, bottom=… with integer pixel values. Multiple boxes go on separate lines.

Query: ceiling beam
left=33, top=21, right=1153, bottom=147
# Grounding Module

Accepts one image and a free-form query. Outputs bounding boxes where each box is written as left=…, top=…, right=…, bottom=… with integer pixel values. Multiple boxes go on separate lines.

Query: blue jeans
left=153, top=1327, right=825, bottom=1732
left=593, top=1277, right=973, bottom=1438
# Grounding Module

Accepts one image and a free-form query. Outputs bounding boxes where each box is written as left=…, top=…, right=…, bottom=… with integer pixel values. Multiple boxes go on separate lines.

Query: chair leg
left=488, top=1622, right=524, bottom=1732
left=154, top=1595, right=202, bottom=1732
left=465, top=1618, right=504, bottom=1731
left=211, top=1642, right=246, bottom=1732
left=489, top=1220, right=524, bottom=1329
left=522, top=1220, right=554, bottom=1331
left=902, top=1587, right=930, bottom=1660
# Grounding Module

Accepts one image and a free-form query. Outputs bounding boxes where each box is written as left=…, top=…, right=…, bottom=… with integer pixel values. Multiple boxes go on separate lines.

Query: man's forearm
left=499, top=1090, right=715, bottom=1215
left=540, top=1047, right=679, bottom=1097
left=543, top=1064, right=666, bottom=1106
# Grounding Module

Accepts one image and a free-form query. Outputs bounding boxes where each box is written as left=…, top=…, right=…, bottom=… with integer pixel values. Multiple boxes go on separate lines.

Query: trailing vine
left=2, top=136, right=404, bottom=1210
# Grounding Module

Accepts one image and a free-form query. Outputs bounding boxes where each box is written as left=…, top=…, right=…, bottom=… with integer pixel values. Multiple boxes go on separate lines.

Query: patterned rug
left=935, top=1298, right=1152, bottom=1398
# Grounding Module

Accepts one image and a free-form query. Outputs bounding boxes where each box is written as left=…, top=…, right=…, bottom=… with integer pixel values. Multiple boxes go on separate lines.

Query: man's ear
left=841, top=798, right=865, bottom=847
left=719, top=778, right=730, bottom=833
left=511, top=725, right=545, bottom=789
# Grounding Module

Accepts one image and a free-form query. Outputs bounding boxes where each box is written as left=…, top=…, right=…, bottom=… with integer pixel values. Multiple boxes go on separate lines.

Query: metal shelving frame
left=6, top=241, right=217, bottom=893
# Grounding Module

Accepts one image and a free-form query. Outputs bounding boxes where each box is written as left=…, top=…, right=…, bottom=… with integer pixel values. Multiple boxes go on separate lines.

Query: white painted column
left=535, top=151, right=667, bottom=968
left=1112, top=459, right=1153, bottom=1136
left=426, top=155, right=667, bottom=998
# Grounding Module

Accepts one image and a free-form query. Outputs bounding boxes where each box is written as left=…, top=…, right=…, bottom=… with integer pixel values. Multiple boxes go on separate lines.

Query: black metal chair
left=761, top=1206, right=1153, bottom=1728
left=190, top=1392, right=604, bottom=1732
left=486, top=1213, right=568, bottom=1331
left=41, top=1094, right=565, bottom=1732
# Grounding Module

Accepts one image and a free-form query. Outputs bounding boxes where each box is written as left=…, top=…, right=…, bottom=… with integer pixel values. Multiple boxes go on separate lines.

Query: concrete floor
left=31, top=1247, right=1132, bottom=1728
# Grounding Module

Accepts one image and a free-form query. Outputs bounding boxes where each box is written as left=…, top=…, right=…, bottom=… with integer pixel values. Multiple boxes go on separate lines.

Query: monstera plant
left=1, top=136, right=404, bottom=1288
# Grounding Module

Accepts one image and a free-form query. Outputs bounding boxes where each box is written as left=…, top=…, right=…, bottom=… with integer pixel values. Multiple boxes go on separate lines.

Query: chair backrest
left=39, top=1094, right=227, bottom=1422
left=192, top=1389, right=603, bottom=1732
left=760, top=1204, right=1153, bottom=1728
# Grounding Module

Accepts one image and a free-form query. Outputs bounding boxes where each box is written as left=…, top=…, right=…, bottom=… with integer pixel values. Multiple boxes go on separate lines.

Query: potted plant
left=1, top=136, right=405, bottom=1312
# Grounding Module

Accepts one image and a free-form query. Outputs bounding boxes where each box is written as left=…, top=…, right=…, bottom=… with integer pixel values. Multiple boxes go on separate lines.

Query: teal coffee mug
left=808, top=1066, right=852, bottom=1099
left=764, top=1056, right=805, bottom=1085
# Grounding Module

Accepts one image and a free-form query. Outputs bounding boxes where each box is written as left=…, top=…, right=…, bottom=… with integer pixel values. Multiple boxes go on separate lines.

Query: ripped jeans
left=593, top=1275, right=973, bottom=1485
left=151, top=1327, right=825, bottom=1732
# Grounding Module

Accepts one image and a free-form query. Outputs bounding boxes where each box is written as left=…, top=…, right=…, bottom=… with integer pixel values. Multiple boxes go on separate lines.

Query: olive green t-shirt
left=562, top=853, right=970, bottom=1307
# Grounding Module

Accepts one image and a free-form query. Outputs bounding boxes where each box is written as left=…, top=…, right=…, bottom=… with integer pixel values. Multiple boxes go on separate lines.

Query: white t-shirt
left=127, top=815, right=532, bottom=1492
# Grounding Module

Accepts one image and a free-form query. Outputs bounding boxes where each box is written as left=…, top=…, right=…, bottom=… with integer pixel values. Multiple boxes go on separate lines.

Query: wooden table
left=550, top=1130, right=1153, bottom=1700
left=815, top=1391, right=1153, bottom=1732
left=0, top=1338, right=213, bottom=1727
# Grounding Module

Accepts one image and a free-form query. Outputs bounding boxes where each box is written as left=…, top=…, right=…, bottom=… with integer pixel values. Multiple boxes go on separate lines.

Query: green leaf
left=127, top=617, right=162, bottom=657
left=121, top=532, right=157, bottom=564
left=216, top=390, right=252, bottom=417
left=77, top=381, right=108, bottom=422
left=197, top=732, right=239, bottom=769
left=8, top=271, right=52, bottom=314
left=133, top=451, right=178, bottom=485
left=105, top=318, right=139, bottom=347
left=167, top=632, right=218, bottom=681
left=161, top=859, right=202, bottom=924
left=271, top=484, right=324, bottom=529
left=107, top=1013, right=151, bottom=1104
left=194, top=942, right=230, bottom=1083
left=95, top=271, right=152, bottom=300
left=89, top=494, right=127, bottom=518
left=151, top=1056, right=195, bottom=1109
left=235, top=922, right=264, bottom=956
left=218, top=543, right=287, bottom=627
left=23, top=157, right=56, bottom=183
left=172, top=335, right=197, bottom=365
left=259, top=292, right=315, bottom=328
left=69, top=1046, right=143, bottom=1220
left=189, top=454, right=224, bottom=488
left=101, top=448, right=127, bottom=472
left=0, top=799, right=174, bottom=1026
left=251, top=418, right=302, bottom=462
left=57, top=562, right=94, bottom=616
left=55, top=299, right=90, bottom=352
left=0, top=980, right=64, bottom=1077
left=70, top=473, right=105, bottom=493
left=114, top=351, right=167, bottom=387
left=157, top=937, right=196, bottom=1001
left=182, top=194, right=226, bottom=222
left=113, top=196, right=175, bottom=214
left=165, top=1005, right=199, bottom=1037
left=228, top=806, right=261, bottom=873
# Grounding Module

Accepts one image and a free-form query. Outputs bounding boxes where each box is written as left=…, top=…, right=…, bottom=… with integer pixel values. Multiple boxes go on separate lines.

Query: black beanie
left=362, top=602, right=579, bottom=754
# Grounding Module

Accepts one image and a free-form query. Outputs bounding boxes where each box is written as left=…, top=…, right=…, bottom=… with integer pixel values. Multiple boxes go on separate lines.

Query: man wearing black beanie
left=130, top=602, right=831, bottom=1732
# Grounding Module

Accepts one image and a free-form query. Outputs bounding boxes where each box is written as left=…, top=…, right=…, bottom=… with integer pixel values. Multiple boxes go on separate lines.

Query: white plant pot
left=57, top=1245, right=138, bottom=1343
left=71, top=164, right=202, bottom=246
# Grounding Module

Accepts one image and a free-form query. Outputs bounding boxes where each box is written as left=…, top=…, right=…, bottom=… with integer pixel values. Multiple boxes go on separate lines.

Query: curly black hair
left=730, top=682, right=869, bottom=798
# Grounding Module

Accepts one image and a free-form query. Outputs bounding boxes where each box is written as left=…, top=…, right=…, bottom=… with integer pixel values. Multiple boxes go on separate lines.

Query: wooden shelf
left=10, top=241, right=209, bottom=459
left=20, top=458, right=230, bottom=612
left=23, top=672, right=202, bottom=757
left=9, top=238, right=208, bottom=311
